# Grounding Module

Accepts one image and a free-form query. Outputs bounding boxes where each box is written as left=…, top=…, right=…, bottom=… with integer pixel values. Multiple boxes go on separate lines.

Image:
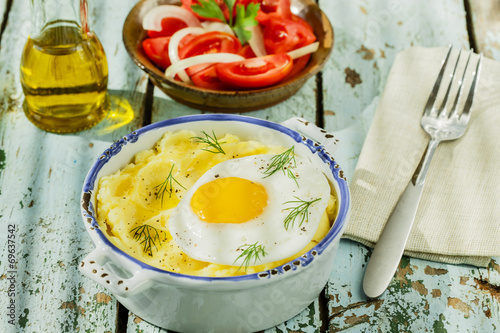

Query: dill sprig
left=191, top=130, right=226, bottom=154
left=262, top=146, right=298, bottom=185
left=154, top=164, right=186, bottom=207
left=234, top=242, right=267, bottom=271
left=283, top=197, right=321, bottom=230
left=130, top=224, right=163, bottom=256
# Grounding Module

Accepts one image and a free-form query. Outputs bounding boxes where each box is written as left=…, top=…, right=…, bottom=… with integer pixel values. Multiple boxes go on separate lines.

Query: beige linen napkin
left=344, top=47, right=500, bottom=267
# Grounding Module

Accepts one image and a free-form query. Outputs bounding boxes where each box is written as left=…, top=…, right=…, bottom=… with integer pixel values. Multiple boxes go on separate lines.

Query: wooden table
left=1, top=0, right=499, bottom=332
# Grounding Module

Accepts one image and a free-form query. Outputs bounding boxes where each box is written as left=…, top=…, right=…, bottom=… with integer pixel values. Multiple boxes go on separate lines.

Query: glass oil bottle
left=20, top=0, right=108, bottom=133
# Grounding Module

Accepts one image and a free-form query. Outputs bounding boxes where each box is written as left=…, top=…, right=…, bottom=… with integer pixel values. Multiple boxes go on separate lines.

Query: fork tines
left=424, top=46, right=483, bottom=121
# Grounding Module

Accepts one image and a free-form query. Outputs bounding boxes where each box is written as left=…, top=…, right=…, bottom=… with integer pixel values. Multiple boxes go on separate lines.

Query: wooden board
left=319, top=0, right=471, bottom=180
left=319, top=0, right=500, bottom=331
left=1, top=0, right=499, bottom=332
left=0, top=0, right=7, bottom=34
left=328, top=242, right=500, bottom=332
left=149, top=76, right=319, bottom=124
left=467, top=0, right=500, bottom=61
left=0, top=0, right=146, bottom=331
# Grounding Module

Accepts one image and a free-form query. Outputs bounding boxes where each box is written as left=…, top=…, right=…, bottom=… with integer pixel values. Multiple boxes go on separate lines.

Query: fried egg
left=169, top=153, right=331, bottom=267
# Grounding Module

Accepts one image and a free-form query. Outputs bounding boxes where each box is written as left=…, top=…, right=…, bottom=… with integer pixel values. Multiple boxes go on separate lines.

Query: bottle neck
left=30, top=0, right=88, bottom=39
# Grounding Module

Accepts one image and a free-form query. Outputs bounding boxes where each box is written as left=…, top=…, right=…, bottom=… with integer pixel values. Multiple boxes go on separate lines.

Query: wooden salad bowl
left=123, top=0, right=334, bottom=112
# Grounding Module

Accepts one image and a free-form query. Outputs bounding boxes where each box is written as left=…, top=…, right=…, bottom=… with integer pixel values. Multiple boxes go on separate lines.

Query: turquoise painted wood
left=0, top=0, right=499, bottom=332
left=319, top=0, right=500, bottom=332
left=0, top=0, right=146, bottom=332
left=0, top=1, right=6, bottom=31
left=469, top=0, right=500, bottom=61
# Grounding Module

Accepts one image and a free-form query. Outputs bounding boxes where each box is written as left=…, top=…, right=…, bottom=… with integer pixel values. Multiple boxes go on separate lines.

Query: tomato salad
left=141, top=0, right=319, bottom=90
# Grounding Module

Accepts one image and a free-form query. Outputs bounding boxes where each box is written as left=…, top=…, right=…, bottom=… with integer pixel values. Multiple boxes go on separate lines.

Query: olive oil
left=20, top=23, right=108, bottom=133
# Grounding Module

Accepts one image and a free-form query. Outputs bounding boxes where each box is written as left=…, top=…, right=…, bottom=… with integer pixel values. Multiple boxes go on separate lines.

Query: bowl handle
left=281, top=117, right=339, bottom=154
left=79, top=246, right=152, bottom=297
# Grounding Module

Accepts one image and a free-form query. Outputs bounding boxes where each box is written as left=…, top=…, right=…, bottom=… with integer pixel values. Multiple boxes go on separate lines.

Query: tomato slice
left=147, top=17, right=189, bottom=38
left=256, top=0, right=292, bottom=24
left=142, top=37, right=171, bottom=70
left=179, top=31, right=241, bottom=58
left=263, top=15, right=316, bottom=54
left=191, top=65, right=231, bottom=90
left=284, top=54, right=310, bottom=80
left=214, top=53, right=293, bottom=89
left=181, top=0, right=230, bottom=22
left=237, top=45, right=257, bottom=58
left=291, top=14, right=314, bottom=33
left=179, top=31, right=242, bottom=76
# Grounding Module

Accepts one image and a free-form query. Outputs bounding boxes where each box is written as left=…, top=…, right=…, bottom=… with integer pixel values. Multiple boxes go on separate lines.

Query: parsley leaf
left=224, top=0, right=236, bottom=26
left=191, top=0, right=228, bottom=24
left=232, top=2, right=260, bottom=44
left=189, top=0, right=260, bottom=45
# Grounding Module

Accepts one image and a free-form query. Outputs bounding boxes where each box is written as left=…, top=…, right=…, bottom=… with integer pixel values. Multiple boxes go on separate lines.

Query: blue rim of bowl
left=81, top=114, right=350, bottom=282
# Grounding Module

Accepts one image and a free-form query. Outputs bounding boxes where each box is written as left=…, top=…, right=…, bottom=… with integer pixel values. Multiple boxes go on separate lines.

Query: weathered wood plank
left=319, top=0, right=470, bottom=180
left=126, top=298, right=322, bottom=333
left=0, top=0, right=7, bottom=36
left=328, top=245, right=500, bottom=332
left=0, top=134, right=119, bottom=332
left=80, top=0, right=149, bottom=141
left=319, top=0, right=499, bottom=331
left=468, top=0, right=500, bottom=61
left=149, top=78, right=319, bottom=124
left=0, top=0, right=147, bottom=332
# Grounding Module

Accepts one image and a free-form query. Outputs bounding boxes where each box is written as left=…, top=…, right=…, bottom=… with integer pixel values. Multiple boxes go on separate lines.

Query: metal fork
left=363, top=47, right=483, bottom=299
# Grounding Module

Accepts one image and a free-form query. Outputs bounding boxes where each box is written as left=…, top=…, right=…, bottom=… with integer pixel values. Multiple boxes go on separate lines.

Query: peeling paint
left=433, top=314, right=448, bottom=333
left=411, top=280, right=428, bottom=296
left=474, top=278, right=500, bottom=303
left=356, top=45, right=375, bottom=60
left=60, top=301, right=76, bottom=310
left=19, top=308, right=29, bottom=328
left=447, top=297, right=473, bottom=317
left=344, top=313, right=369, bottom=326
left=424, top=266, right=448, bottom=276
left=490, top=260, right=500, bottom=274
left=431, top=289, right=442, bottom=298
left=344, top=68, right=362, bottom=88
left=484, top=307, right=491, bottom=318
left=95, top=292, right=112, bottom=304
left=0, top=149, right=6, bottom=171
left=394, top=257, right=413, bottom=289
left=460, top=276, right=469, bottom=285
left=330, top=299, right=384, bottom=318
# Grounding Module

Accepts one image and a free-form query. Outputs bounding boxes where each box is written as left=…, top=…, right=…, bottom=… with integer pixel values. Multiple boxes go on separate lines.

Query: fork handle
left=413, top=138, right=440, bottom=186
left=363, top=138, right=439, bottom=298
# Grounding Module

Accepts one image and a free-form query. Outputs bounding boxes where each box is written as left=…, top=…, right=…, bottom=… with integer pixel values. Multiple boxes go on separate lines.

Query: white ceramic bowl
left=79, top=114, right=350, bottom=332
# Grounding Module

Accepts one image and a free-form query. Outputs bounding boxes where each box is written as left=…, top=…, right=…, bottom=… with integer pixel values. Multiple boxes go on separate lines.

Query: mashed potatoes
left=97, top=130, right=338, bottom=277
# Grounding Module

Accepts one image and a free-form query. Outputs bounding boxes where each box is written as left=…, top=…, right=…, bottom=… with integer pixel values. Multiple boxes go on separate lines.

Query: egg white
left=169, top=154, right=331, bottom=267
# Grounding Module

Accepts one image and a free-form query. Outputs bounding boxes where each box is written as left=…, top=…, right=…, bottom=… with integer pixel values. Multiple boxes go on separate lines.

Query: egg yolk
left=190, top=177, right=268, bottom=223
